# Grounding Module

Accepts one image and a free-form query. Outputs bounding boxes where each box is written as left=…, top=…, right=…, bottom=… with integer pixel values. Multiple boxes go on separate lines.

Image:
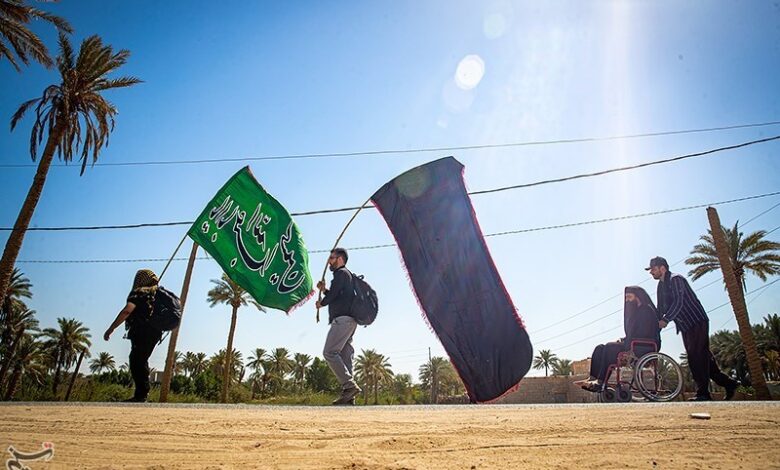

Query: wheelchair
left=596, top=339, right=684, bottom=403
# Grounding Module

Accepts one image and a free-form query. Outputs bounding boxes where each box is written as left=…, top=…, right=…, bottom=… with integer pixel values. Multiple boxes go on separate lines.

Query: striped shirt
left=657, top=272, right=708, bottom=333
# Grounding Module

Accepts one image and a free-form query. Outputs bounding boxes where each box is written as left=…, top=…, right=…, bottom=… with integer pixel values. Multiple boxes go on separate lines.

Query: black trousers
left=681, top=321, right=735, bottom=398
left=589, top=341, right=624, bottom=382
left=128, top=325, right=162, bottom=400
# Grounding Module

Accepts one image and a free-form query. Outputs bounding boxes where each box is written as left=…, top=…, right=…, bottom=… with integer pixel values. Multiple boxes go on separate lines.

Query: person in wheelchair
left=577, top=286, right=661, bottom=392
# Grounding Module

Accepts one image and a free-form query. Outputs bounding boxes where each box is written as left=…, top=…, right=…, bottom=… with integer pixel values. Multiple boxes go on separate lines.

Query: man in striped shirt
left=647, top=256, right=740, bottom=401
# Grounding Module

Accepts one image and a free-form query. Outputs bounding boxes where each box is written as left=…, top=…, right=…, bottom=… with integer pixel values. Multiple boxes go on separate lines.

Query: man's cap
left=645, top=256, right=669, bottom=271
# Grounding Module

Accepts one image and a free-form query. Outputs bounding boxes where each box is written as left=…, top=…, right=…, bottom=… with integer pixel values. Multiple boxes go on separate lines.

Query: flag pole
left=316, top=197, right=373, bottom=322
left=158, top=232, right=189, bottom=282
left=159, top=241, right=198, bottom=403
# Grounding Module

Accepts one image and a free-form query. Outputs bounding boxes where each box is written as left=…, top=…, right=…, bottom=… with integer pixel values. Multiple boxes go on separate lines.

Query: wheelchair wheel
left=634, top=352, right=683, bottom=402
left=616, top=383, right=632, bottom=403
left=600, top=386, right=617, bottom=402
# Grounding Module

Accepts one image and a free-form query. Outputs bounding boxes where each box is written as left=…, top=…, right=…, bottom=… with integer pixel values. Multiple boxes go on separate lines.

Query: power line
left=528, top=196, right=780, bottom=336
left=554, top=278, right=780, bottom=352
left=4, top=120, right=780, bottom=169
left=14, top=190, right=780, bottom=264
left=469, top=135, right=780, bottom=195
left=3, top=135, right=779, bottom=232
left=713, top=278, right=780, bottom=330
left=536, top=277, right=722, bottom=345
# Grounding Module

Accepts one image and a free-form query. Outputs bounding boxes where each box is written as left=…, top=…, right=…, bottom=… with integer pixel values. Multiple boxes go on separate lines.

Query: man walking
left=316, top=248, right=362, bottom=405
left=647, top=256, right=740, bottom=401
left=104, top=269, right=163, bottom=402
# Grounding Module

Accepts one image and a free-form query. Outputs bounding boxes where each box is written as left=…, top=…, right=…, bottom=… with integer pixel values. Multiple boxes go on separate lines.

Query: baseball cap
left=645, top=256, right=669, bottom=271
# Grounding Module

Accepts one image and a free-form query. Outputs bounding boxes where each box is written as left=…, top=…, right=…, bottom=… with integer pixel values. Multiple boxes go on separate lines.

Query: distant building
left=572, top=358, right=591, bottom=376
left=150, top=370, right=164, bottom=384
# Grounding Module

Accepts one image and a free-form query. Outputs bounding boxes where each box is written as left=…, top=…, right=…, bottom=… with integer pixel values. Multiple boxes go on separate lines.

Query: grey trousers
left=323, top=316, right=358, bottom=389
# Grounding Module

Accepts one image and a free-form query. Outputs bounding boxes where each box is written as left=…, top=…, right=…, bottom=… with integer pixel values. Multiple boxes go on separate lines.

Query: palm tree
left=704, top=209, right=772, bottom=400
left=172, top=350, right=184, bottom=376
left=265, top=347, right=294, bottom=394
left=1, top=268, right=31, bottom=320
left=764, top=314, right=780, bottom=350
left=419, top=356, right=449, bottom=404
left=292, top=353, right=311, bottom=392
left=763, top=349, right=779, bottom=381
left=0, top=33, right=141, bottom=305
left=355, top=349, right=394, bottom=404
left=246, top=349, right=268, bottom=399
left=392, top=374, right=414, bottom=404
left=551, top=358, right=573, bottom=376
left=0, top=0, right=72, bottom=71
left=0, top=304, right=37, bottom=393
left=207, top=273, right=264, bottom=403
left=40, top=317, right=91, bottom=397
left=686, top=221, right=780, bottom=289
left=532, top=350, right=557, bottom=377
left=181, top=351, right=207, bottom=378
left=4, top=334, right=46, bottom=400
left=88, top=352, right=115, bottom=375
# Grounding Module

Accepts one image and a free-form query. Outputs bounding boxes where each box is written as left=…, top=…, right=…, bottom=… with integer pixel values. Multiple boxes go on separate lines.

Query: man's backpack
left=350, top=273, right=378, bottom=326
left=149, top=286, right=182, bottom=331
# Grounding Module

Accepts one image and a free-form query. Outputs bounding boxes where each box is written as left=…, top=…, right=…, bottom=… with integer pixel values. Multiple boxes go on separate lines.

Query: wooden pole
left=159, top=242, right=198, bottom=403
left=706, top=207, right=771, bottom=400
left=316, top=198, right=373, bottom=322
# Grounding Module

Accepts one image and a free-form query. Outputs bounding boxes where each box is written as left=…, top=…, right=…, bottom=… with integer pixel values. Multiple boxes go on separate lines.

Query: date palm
left=419, top=356, right=448, bottom=404
left=0, top=32, right=141, bottom=306
left=292, top=353, right=311, bottom=392
left=265, top=347, right=294, bottom=394
left=355, top=349, right=394, bottom=404
left=0, top=0, right=72, bottom=71
left=551, top=358, right=573, bottom=376
left=181, top=351, right=207, bottom=378
left=40, top=317, right=91, bottom=397
left=89, top=351, right=115, bottom=375
left=4, top=334, right=46, bottom=400
left=532, top=349, right=557, bottom=377
left=0, top=304, right=37, bottom=392
left=686, top=221, right=780, bottom=289
left=1, top=268, right=31, bottom=321
left=207, top=273, right=264, bottom=403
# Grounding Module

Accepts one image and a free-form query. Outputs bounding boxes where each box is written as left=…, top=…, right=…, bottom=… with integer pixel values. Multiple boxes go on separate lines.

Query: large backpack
left=148, top=286, right=182, bottom=331
left=349, top=273, right=378, bottom=326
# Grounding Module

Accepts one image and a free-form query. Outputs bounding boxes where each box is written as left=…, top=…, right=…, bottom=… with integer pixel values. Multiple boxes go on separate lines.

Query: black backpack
left=349, top=273, right=378, bottom=326
left=148, top=286, right=182, bottom=331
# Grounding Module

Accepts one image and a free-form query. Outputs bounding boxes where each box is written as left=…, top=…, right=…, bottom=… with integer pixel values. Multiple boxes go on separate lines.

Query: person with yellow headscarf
left=104, top=269, right=163, bottom=402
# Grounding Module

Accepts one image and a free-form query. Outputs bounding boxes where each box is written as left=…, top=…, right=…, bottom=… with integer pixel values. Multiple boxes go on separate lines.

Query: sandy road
left=1, top=402, right=779, bottom=469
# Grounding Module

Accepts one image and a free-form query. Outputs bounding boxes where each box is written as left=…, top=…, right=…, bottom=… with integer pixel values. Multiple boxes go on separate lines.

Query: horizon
left=2, top=1, right=780, bottom=383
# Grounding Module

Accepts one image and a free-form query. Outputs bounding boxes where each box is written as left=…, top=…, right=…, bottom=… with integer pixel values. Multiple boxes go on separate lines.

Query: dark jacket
left=321, top=266, right=354, bottom=323
left=657, top=271, right=708, bottom=333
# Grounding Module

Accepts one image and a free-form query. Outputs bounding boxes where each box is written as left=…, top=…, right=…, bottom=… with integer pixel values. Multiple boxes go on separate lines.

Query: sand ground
left=1, top=402, right=779, bottom=469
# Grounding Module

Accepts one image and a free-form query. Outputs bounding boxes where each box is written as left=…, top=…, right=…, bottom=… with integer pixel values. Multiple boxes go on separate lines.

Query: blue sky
left=1, top=1, right=780, bottom=380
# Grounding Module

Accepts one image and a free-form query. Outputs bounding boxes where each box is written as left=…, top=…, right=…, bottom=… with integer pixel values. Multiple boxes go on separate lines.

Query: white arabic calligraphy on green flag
left=188, top=166, right=313, bottom=312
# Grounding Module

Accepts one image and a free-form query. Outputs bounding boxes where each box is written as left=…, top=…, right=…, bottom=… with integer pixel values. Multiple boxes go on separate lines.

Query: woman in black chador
left=576, top=286, right=661, bottom=392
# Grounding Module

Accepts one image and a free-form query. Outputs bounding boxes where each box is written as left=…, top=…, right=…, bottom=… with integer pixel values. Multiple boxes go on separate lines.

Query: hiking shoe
left=687, top=395, right=712, bottom=401
left=331, top=397, right=356, bottom=406
left=725, top=381, right=740, bottom=401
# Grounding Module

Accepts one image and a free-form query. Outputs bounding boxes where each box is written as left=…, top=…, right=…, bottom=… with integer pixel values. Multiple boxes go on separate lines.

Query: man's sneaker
left=725, top=381, right=741, bottom=401
left=687, top=395, right=712, bottom=401
left=331, top=397, right=355, bottom=406
left=331, top=385, right=361, bottom=405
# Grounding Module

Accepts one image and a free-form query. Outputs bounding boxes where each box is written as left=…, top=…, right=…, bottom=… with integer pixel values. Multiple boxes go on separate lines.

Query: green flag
left=188, top=167, right=313, bottom=312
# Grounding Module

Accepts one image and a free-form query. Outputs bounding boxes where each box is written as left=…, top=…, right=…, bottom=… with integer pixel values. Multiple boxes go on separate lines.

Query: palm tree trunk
left=0, top=123, right=64, bottom=304
left=221, top=305, right=238, bottom=403
left=4, top=364, right=22, bottom=400
left=52, top=349, right=64, bottom=397
left=64, top=349, right=86, bottom=402
left=707, top=207, right=771, bottom=400
left=0, top=329, right=23, bottom=394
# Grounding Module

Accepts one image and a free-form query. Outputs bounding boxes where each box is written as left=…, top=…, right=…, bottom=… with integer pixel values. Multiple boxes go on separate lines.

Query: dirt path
left=1, top=402, right=779, bottom=469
